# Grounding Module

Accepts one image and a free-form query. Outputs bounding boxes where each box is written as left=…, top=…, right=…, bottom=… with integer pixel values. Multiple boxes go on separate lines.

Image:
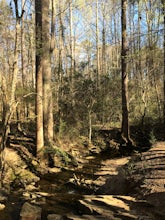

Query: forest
left=0, top=0, right=165, bottom=219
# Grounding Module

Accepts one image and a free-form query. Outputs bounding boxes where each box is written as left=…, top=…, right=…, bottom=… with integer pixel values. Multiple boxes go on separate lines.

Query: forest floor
left=68, top=141, right=165, bottom=220
left=0, top=130, right=165, bottom=219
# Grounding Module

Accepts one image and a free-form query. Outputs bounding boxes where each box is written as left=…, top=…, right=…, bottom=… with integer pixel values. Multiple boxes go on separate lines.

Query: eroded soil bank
left=0, top=139, right=165, bottom=219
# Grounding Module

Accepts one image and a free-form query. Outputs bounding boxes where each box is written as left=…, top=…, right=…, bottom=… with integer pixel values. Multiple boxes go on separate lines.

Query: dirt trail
left=63, top=142, right=165, bottom=219
left=1, top=141, right=165, bottom=220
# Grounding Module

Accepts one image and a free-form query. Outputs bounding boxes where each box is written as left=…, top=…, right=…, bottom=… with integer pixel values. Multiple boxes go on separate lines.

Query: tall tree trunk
left=69, top=0, right=75, bottom=108
left=69, top=0, right=74, bottom=80
left=21, top=0, right=26, bottom=88
left=42, top=0, right=54, bottom=144
left=35, top=0, right=44, bottom=158
left=20, top=0, right=27, bottom=121
left=96, top=0, right=100, bottom=87
left=31, top=10, right=36, bottom=89
left=162, top=0, right=165, bottom=137
left=121, top=0, right=130, bottom=144
left=101, top=2, right=107, bottom=76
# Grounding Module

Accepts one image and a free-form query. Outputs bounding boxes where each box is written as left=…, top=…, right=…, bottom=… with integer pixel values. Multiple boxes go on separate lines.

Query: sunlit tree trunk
left=42, top=0, right=54, bottom=144
left=69, top=0, right=74, bottom=80
left=121, top=0, right=130, bottom=144
left=21, top=0, right=26, bottom=88
left=35, top=0, right=44, bottom=158
left=31, top=10, right=36, bottom=89
left=162, top=0, right=165, bottom=137
left=69, top=0, right=75, bottom=108
left=96, top=0, right=100, bottom=87
left=101, top=2, right=106, bottom=76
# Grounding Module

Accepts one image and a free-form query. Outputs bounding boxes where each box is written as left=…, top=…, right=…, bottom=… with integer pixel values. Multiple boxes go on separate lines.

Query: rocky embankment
left=61, top=144, right=165, bottom=220
left=0, top=141, right=165, bottom=219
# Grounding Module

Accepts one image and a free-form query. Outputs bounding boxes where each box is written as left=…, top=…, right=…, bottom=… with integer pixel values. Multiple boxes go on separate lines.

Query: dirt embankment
left=1, top=132, right=165, bottom=220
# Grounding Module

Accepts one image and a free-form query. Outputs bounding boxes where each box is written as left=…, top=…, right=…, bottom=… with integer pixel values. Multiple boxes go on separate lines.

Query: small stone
left=48, top=167, right=61, bottom=173
left=20, top=202, right=42, bottom=219
left=0, top=203, right=5, bottom=210
left=32, top=160, right=38, bottom=167
left=36, top=191, right=49, bottom=197
left=25, top=184, right=37, bottom=191
left=23, top=192, right=31, bottom=198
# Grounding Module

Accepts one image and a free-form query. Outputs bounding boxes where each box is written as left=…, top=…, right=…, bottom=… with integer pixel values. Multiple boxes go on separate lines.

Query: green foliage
left=149, top=130, right=157, bottom=145
left=44, top=144, right=71, bottom=166
left=59, top=119, right=67, bottom=137
left=54, top=71, right=123, bottom=141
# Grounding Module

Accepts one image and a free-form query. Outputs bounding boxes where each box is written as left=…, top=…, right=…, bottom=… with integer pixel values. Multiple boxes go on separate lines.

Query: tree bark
left=162, top=0, right=165, bottom=137
left=42, top=0, right=54, bottom=144
left=96, top=0, right=100, bottom=87
left=121, top=0, right=130, bottom=143
left=35, top=0, right=44, bottom=158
